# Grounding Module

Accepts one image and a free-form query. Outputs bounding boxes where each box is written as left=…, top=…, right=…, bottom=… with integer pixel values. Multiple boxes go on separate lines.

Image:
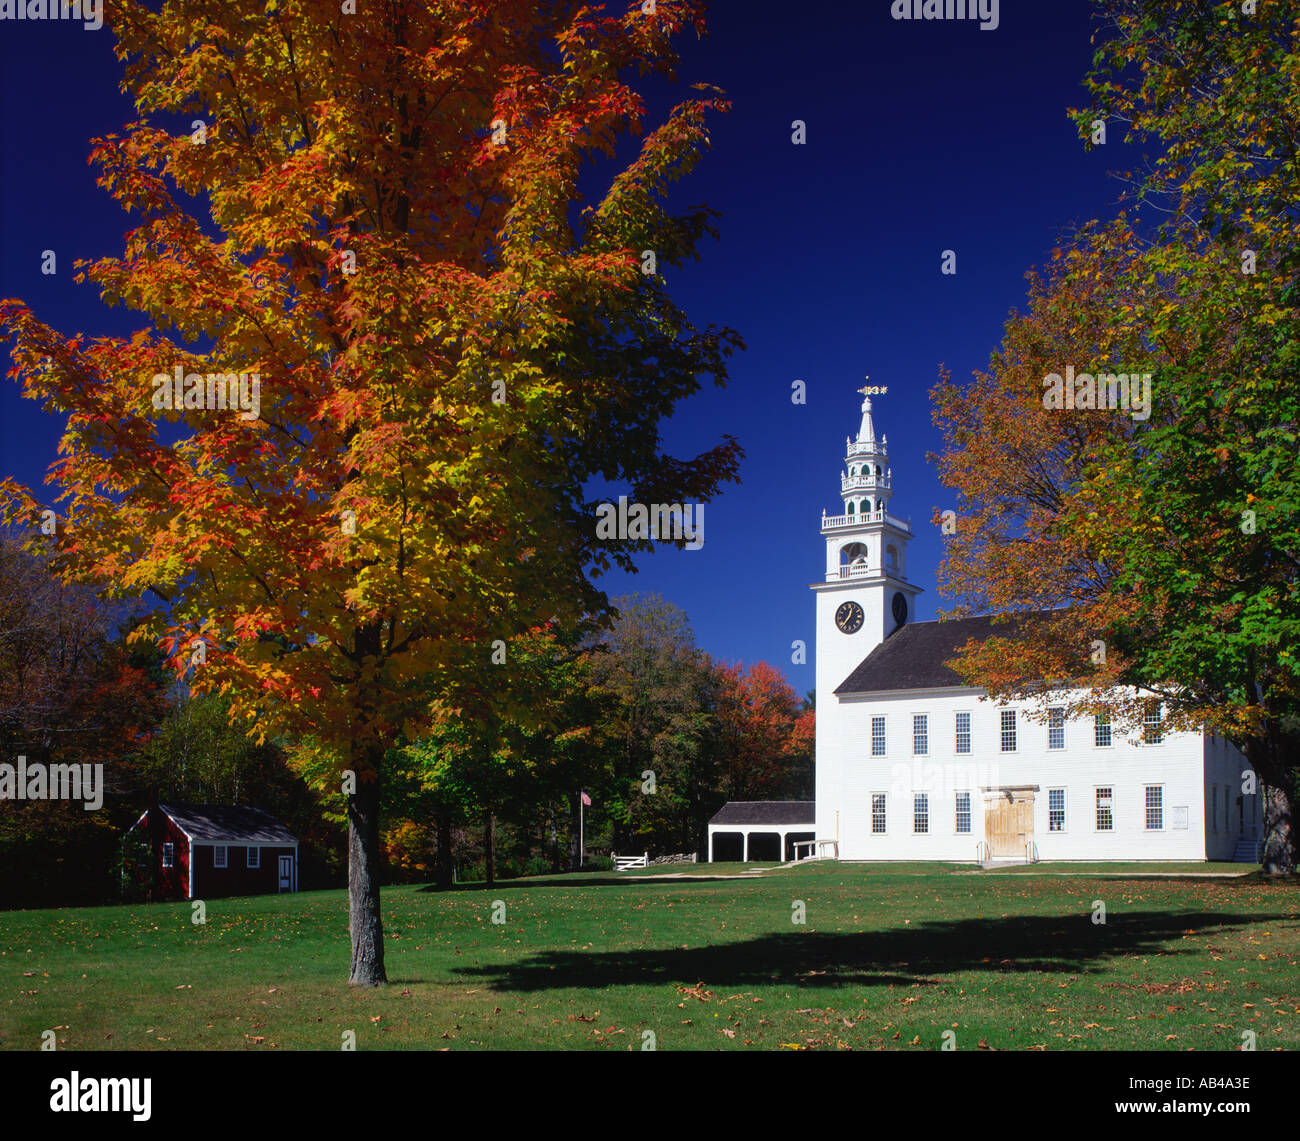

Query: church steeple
left=820, top=380, right=909, bottom=584
left=837, top=380, right=892, bottom=521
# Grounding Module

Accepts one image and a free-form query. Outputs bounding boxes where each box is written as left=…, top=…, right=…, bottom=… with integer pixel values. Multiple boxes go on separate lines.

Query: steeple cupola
left=841, top=383, right=893, bottom=520
left=819, top=380, right=913, bottom=586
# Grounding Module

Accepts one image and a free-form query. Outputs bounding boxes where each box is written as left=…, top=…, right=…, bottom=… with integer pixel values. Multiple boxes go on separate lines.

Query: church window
left=955, top=791, right=971, bottom=834
left=846, top=501, right=855, bottom=515
left=871, top=793, right=887, bottom=834
left=1145, top=785, right=1164, bottom=830
left=1094, top=711, right=1112, bottom=747
left=912, top=714, right=928, bottom=755
left=871, top=717, right=886, bottom=756
left=1048, top=707, right=1065, bottom=750
left=1049, top=788, right=1066, bottom=832
left=913, top=793, right=928, bottom=834
left=1000, top=710, right=1016, bottom=752
left=954, top=712, right=971, bottom=754
left=1142, top=701, right=1163, bottom=744
left=1095, top=788, right=1113, bottom=831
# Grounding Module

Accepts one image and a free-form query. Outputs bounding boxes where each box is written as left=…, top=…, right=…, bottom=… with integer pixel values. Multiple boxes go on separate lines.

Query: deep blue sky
left=0, top=1, right=1137, bottom=690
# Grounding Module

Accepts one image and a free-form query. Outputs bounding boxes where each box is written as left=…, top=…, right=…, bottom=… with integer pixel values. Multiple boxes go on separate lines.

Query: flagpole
left=579, top=790, right=585, bottom=869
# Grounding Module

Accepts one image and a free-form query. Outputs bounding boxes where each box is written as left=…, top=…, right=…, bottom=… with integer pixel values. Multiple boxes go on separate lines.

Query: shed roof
left=834, top=611, right=1057, bottom=696
left=160, top=803, right=297, bottom=844
left=708, top=801, right=815, bottom=826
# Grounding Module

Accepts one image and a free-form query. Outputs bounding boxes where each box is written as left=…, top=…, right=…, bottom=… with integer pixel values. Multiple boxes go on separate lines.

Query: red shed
left=124, top=803, right=298, bottom=901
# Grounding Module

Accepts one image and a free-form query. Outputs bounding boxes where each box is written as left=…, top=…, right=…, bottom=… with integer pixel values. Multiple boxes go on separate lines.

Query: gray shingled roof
left=708, top=801, right=815, bottom=826
left=834, top=611, right=1057, bottom=696
left=160, top=803, right=296, bottom=843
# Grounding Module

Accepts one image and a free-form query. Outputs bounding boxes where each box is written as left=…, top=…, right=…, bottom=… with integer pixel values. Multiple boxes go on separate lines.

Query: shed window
left=247, top=847, right=260, bottom=869
left=214, top=845, right=228, bottom=868
left=162, top=842, right=174, bottom=868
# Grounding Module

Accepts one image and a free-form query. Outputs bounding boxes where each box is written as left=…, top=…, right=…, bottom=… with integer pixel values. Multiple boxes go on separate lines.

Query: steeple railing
left=821, top=509, right=911, bottom=532
left=841, top=474, right=890, bottom=493
left=846, top=441, right=885, bottom=459
left=827, top=563, right=909, bottom=582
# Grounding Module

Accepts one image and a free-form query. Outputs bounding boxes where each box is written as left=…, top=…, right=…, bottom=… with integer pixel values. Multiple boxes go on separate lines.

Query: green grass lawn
left=2, top=862, right=1297, bottom=1051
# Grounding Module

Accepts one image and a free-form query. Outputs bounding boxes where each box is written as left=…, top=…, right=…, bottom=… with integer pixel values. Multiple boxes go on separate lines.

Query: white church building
left=709, top=387, right=1260, bottom=865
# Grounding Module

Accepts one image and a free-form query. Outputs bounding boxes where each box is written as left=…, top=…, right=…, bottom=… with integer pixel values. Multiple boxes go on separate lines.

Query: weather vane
left=859, top=375, right=887, bottom=397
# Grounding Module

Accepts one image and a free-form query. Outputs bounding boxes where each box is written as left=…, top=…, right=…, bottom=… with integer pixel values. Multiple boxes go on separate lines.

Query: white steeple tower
left=811, top=381, right=923, bottom=711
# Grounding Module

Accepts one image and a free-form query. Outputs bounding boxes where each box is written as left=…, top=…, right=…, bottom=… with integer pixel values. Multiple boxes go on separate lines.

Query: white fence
left=613, top=851, right=700, bottom=870
left=613, top=852, right=649, bottom=870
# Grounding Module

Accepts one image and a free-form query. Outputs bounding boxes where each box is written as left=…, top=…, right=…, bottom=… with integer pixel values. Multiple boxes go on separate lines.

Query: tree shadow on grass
left=448, top=909, right=1295, bottom=992
left=417, top=875, right=767, bottom=893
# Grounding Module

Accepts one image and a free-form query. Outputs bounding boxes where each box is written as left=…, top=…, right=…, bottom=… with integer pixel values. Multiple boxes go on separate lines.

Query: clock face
left=892, top=592, right=908, bottom=626
left=835, top=600, right=864, bottom=634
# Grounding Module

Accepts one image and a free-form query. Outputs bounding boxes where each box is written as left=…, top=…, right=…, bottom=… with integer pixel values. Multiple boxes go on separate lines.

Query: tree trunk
left=485, top=810, right=495, bottom=887
left=1243, top=721, right=1296, bottom=876
left=434, top=811, right=453, bottom=891
left=347, top=766, right=386, bottom=986
left=1260, top=781, right=1295, bottom=876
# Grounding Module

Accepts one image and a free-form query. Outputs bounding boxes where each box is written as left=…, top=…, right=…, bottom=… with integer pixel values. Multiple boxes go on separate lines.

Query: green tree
left=589, top=593, right=718, bottom=856
left=932, top=0, right=1300, bottom=873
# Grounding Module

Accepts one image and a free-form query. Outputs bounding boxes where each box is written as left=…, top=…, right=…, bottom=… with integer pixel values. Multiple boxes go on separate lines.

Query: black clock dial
left=835, top=600, right=864, bottom=634
left=892, top=592, right=908, bottom=626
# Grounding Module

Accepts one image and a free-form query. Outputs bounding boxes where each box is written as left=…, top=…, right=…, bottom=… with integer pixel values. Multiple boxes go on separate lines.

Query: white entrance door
left=278, top=855, right=293, bottom=892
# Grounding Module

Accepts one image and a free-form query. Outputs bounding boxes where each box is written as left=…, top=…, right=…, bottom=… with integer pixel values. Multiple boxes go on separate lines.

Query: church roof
left=835, top=611, right=1057, bottom=695
left=708, top=801, right=816, bottom=826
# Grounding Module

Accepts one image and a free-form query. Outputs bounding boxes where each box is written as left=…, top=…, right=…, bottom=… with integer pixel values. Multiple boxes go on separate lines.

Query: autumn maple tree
left=712, top=659, right=814, bottom=803
left=0, top=0, right=742, bottom=981
left=931, top=0, right=1299, bottom=874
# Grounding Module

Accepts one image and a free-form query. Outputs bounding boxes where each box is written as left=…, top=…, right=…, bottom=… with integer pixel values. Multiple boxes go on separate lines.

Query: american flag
left=580, top=791, right=592, bottom=806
